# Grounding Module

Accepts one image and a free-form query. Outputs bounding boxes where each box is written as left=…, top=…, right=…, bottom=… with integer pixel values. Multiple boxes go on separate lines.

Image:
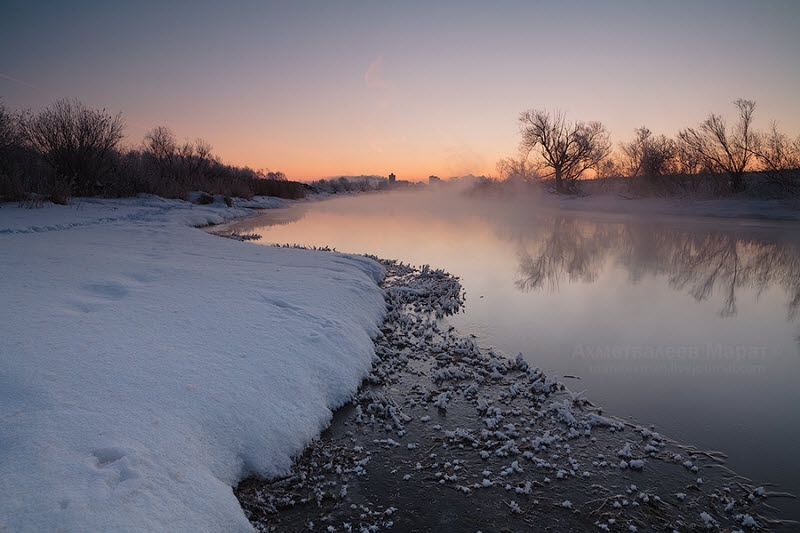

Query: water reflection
left=225, top=194, right=800, bottom=517
left=514, top=216, right=800, bottom=320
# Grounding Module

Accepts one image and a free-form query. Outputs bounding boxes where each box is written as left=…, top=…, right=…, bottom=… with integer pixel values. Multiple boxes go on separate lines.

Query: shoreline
left=234, top=258, right=796, bottom=532
left=0, top=196, right=389, bottom=532
left=2, top=192, right=796, bottom=531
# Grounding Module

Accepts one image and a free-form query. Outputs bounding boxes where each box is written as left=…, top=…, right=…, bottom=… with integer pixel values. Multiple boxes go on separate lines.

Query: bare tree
left=266, top=171, right=287, bottom=181
left=143, top=128, right=219, bottom=184
left=673, top=139, right=705, bottom=175
left=0, top=100, right=18, bottom=150
left=143, top=126, right=178, bottom=165
left=753, top=122, right=800, bottom=194
left=193, top=138, right=213, bottom=163
left=594, top=156, right=623, bottom=179
left=643, top=135, right=677, bottom=177
left=19, top=98, right=125, bottom=196
left=496, top=156, right=538, bottom=183
left=678, top=99, right=756, bottom=193
left=620, top=127, right=676, bottom=178
left=180, top=138, right=217, bottom=179
left=620, top=127, right=649, bottom=177
left=0, top=101, right=25, bottom=193
left=0, top=101, right=21, bottom=175
left=519, top=109, right=610, bottom=192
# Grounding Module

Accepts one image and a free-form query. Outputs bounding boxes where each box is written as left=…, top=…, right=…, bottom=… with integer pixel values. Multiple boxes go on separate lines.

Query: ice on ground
left=0, top=197, right=386, bottom=531
left=237, top=258, right=791, bottom=532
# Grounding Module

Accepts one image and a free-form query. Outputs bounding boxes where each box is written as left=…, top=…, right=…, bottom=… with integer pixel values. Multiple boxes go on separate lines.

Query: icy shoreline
left=1, top=193, right=797, bottom=531
left=237, top=259, right=795, bottom=532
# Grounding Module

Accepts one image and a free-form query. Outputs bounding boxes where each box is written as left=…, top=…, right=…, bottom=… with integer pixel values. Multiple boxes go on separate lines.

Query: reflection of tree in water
left=657, top=231, right=800, bottom=319
left=514, top=216, right=800, bottom=320
left=515, top=218, right=608, bottom=291
left=668, top=236, right=754, bottom=317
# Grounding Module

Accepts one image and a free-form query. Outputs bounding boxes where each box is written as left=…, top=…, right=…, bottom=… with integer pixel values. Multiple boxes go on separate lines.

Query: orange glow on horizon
left=213, top=140, right=504, bottom=183
left=28, top=2, right=794, bottom=187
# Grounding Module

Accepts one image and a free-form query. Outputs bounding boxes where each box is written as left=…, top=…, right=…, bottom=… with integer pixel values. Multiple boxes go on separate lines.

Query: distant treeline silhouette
left=308, top=175, right=391, bottom=194
left=0, top=98, right=306, bottom=205
left=3, top=97, right=799, bottom=205
left=502, top=99, right=800, bottom=197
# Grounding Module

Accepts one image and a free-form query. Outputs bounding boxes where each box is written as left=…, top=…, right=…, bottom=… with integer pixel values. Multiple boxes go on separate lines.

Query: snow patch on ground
left=0, top=196, right=386, bottom=531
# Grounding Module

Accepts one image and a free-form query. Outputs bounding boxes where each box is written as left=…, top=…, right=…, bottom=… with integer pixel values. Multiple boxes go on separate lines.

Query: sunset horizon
left=3, top=1, right=799, bottom=182
left=4, top=3, right=800, bottom=529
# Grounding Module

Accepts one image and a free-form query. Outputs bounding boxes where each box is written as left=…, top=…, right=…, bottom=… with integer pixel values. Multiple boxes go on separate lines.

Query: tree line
left=503, top=99, right=800, bottom=196
left=0, top=98, right=305, bottom=205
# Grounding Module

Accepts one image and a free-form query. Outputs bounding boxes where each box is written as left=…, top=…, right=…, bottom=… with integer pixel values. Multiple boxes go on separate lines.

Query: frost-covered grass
left=0, top=196, right=387, bottom=531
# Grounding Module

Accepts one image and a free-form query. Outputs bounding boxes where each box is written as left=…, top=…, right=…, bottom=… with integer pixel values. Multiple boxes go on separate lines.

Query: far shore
left=213, top=184, right=800, bottom=232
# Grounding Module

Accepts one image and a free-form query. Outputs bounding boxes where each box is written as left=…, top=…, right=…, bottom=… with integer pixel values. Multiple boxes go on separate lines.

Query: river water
left=227, top=189, right=800, bottom=518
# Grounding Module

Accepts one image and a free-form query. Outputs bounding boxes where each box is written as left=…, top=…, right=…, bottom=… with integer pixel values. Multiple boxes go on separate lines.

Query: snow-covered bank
left=545, top=192, right=800, bottom=221
left=0, top=196, right=387, bottom=531
left=239, top=260, right=792, bottom=532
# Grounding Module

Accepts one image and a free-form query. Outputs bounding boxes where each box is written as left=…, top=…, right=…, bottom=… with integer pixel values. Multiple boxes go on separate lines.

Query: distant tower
left=389, top=173, right=396, bottom=184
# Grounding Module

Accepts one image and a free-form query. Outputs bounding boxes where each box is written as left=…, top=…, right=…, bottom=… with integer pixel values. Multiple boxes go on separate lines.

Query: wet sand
left=236, top=258, right=796, bottom=532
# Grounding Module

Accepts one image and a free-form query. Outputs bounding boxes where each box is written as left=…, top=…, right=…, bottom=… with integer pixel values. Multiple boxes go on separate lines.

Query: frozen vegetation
left=236, top=258, right=795, bottom=532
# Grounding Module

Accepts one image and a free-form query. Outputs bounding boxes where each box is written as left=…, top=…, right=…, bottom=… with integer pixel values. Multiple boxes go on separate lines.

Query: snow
left=738, top=513, right=757, bottom=528
left=0, top=197, right=387, bottom=531
left=629, top=459, right=645, bottom=470
left=543, top=188, right=800, bottom=222
left=700, top=511, right=718, bottom=528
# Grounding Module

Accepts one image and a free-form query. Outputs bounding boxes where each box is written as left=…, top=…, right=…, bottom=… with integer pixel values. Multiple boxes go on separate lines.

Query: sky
left=2, top=1, right=799, bottom=181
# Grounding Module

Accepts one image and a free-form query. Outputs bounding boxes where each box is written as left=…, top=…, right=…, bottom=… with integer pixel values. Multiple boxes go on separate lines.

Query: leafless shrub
left=753, top=122, right=800, bottom=195
left=620, top=127, right=677, bottom=179
left=678, top=99, right=757, bottom=193
left=496, top=156, right=539, bottom=184
left=18, top=98, right=124, bottom=197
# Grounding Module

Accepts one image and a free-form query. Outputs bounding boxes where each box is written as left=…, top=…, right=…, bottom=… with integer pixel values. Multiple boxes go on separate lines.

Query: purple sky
left=2, top=1, right=798, bottom=180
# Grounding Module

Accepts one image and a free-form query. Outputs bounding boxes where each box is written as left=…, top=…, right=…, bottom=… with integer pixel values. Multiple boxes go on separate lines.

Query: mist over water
left=229, top=189, right=800, bottom=516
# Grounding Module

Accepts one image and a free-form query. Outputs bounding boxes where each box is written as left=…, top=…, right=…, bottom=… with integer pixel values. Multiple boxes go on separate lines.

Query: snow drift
left=0, top=196, right=387, bottom=531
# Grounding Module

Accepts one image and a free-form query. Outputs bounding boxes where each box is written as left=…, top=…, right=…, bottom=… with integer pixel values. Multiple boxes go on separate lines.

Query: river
left=227, top=189, right=800, bottom=519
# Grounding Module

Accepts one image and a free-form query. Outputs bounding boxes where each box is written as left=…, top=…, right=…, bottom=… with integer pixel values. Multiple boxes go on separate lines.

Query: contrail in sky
left=0, top=73, right=42, bottom=91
